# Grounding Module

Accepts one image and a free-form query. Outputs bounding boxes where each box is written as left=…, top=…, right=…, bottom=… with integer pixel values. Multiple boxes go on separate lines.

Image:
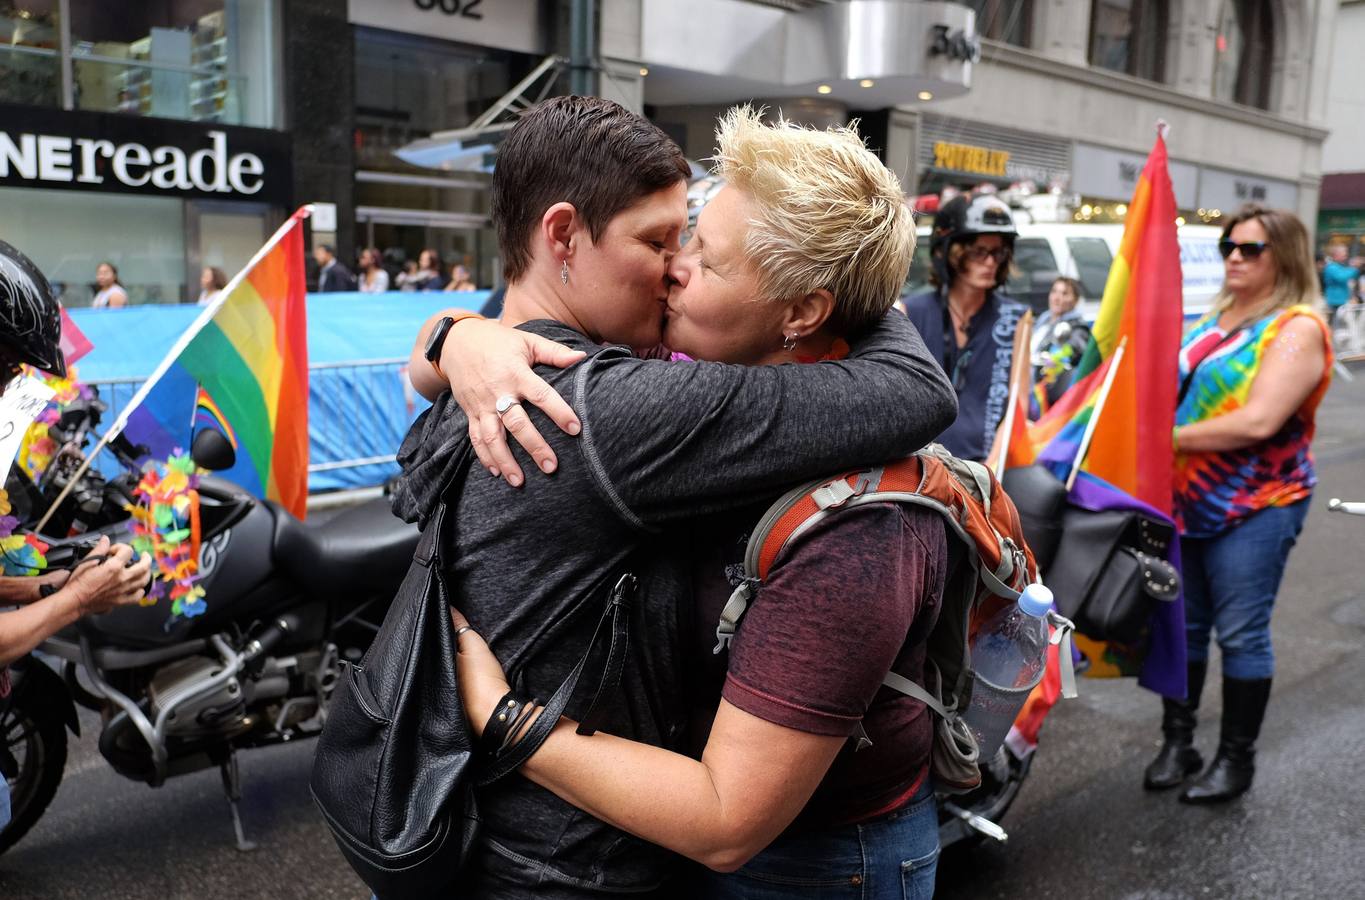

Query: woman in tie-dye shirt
left=1142, top=205, right=1331, bottom=806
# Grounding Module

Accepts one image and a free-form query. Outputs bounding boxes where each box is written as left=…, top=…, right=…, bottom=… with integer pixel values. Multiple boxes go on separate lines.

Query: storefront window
left=70, top=0, right=275, bottom=126
left=0, top=2, right=61, bottom=107
left=1, top=1, right=277, bottom=127
left=1, top=186, right=186, bottom=306
left=963, top=0, right=1033, bottom=48
left=1089, top=0, right=1167, bottom=83
left=353, top=28, right=535, bottom=289
left=354, top=28, right=534, bottom=173
left=1212, top=0, right=1273, bottom=110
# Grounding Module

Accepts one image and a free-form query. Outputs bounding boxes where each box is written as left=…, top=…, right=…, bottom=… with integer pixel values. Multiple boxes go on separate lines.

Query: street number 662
left=414, top=0, right=484, bottom=19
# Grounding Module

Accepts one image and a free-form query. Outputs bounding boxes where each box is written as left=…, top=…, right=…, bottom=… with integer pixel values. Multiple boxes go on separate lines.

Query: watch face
left=425, top=316, right=453, bottom=360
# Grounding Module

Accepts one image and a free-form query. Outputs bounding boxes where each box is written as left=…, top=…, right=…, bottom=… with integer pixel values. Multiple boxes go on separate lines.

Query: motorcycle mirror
left=191, top=427, right=236, bottom=472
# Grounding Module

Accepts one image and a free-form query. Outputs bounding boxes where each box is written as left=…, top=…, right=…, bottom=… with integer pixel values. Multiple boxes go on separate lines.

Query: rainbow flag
left=116, top=209, right=310, bottom=518
left=194, top=385, right=239, bottom=450
left=1028, top=133, right=1184, bottom=513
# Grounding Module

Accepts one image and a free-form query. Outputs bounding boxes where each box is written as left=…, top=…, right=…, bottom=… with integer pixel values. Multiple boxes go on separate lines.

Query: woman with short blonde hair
left=1145, top=204, right=1332, bottom=804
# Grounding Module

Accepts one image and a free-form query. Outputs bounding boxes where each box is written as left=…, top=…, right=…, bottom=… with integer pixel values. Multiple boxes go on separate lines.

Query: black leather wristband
left=481, top=692, right=525, bottom=760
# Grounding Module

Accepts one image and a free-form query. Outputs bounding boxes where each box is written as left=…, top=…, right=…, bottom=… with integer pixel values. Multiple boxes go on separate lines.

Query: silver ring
left=455, top=625, right=473, bottom=637
left=494, top=395, right=519, bottom=416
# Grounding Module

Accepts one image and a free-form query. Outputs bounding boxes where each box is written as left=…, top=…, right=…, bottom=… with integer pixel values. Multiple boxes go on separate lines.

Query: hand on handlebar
left=65, top=536, right=153, bottom=616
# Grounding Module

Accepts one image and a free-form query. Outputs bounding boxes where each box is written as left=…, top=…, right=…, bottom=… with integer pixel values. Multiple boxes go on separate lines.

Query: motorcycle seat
left=271, top=497, right=420, bottom=595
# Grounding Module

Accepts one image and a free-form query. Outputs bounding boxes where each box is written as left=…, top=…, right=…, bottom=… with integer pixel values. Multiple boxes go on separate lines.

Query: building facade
left=1, top=1, right=1343, bottom=302
left=610, top=0, right=1335, bottom=233
left=1319, top=0, right=1365, bottom=254
left=1, top=0, right=295, bottom=305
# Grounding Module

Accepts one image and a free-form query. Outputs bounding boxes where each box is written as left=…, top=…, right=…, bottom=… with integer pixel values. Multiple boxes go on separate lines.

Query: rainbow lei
left=127, top=453, right=207, bottom=619
left=17, top=365, right=97, bottom=485
left=0, top=488, right=47, bottom=576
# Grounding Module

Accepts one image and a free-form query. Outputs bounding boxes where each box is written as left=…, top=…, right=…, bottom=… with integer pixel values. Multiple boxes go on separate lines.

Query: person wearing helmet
left=903, top=193, right=1029, bottom=461
left=0, top=241, right=153, bottom=828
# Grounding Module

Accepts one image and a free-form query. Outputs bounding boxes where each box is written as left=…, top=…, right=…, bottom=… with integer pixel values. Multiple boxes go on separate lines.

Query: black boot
left=1180, top=676, right=1272, bottom=804
left=1143, top=660, right=1207, bottom=790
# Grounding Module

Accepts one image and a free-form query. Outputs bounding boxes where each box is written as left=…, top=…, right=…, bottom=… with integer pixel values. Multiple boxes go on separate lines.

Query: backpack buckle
left=813, top=478, right=859, bottom=509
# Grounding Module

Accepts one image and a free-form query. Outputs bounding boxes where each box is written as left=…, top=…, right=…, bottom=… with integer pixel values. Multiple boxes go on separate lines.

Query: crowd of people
left=311, top=244, right=484, bottom=295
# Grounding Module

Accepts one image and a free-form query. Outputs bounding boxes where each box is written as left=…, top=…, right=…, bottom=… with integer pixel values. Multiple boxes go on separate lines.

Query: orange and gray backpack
left=712, top=444, right=1077, bottom=793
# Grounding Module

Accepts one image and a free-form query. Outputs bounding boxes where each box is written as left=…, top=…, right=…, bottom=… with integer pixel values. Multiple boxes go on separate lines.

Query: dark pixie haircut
left=492, top=95, right=690, bottom=282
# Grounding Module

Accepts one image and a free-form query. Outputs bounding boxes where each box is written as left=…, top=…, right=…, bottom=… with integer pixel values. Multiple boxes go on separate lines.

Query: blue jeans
left=699, top=778, right=939, bottom=899
left=1181, top=500, right=1309, bottom=681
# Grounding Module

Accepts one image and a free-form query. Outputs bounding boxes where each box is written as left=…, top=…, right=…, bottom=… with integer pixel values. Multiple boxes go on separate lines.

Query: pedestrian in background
left=314, top=244, right=357, bottom=292
left=1321, top=243, right=1357, bottom=328
left=357, top=248, right=390, bottom=293
left=1146, top=204, right=1332, bottom=804
left=444, top=263, right=477, bottom=292
left=91, top=262, right=128, bottom=308
left=904, top=193, right=1028, bottom=462
left=409, top=249, right=447, bottom=291
left=1031, top=276, right=1091, bottom=408
left=196, top=266, right=228, bottom=306
left=395, top=258, right=421, bottom=291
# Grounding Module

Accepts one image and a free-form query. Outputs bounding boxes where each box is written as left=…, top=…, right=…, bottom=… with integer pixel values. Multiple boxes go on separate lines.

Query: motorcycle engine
left=147, top=656, right=248, bottom=740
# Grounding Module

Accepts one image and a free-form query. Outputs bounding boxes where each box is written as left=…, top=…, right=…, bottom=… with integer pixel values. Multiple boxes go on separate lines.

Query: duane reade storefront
left=0, top=104, right=291, bottom=306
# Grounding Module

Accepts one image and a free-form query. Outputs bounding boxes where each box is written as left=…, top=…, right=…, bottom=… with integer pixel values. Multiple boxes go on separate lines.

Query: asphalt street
left=3, top=365, right=1364, bottom=900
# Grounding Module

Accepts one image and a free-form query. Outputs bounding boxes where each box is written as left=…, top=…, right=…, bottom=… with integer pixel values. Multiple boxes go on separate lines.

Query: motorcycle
left=0, top=411, right=420, bottom=855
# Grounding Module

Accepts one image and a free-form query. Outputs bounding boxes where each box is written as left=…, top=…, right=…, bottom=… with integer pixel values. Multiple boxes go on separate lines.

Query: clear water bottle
left=963, top=584, right=1053, bottom=759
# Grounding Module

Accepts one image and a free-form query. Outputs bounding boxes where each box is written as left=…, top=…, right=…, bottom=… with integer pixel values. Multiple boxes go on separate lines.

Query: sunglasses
left=951, top=347, right=975, bottom=392
left=1219, top=241, right=1270, bottom=260
left=963, top=246, right=1010, bottom=264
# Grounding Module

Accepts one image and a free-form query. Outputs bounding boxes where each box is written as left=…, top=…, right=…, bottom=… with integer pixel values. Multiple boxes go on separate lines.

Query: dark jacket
left=317, top=260, right=357, bottom=292
left=392, top=313, right=956, bottom=898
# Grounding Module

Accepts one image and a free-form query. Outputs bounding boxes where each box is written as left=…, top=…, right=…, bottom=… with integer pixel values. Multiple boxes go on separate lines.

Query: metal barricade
left=85, top=358, right=417, bottom=490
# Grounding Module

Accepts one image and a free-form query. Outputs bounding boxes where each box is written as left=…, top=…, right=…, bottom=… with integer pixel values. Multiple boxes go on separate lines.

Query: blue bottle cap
left=1017, top=583, right=1054, bottom=618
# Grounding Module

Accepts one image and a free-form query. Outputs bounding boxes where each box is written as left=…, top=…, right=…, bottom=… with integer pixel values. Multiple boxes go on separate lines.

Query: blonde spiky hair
left=712, top=105, right=916, bottom=334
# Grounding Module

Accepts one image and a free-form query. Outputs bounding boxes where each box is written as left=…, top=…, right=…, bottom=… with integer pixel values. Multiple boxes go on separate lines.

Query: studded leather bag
left=1045, top=508, right=1180, bottom=646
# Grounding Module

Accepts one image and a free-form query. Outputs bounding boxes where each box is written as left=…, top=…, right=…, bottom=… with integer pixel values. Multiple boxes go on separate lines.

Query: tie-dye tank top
left=1173, top=304, right=1332, bottom=538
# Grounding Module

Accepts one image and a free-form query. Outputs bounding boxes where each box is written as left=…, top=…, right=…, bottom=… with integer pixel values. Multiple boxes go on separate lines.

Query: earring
left=782, top=332, right=799, bottom=351
left=560, top=260, right=569, bottom=285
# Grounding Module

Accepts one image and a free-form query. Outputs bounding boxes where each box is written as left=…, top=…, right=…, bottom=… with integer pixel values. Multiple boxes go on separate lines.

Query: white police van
left=907, top=222, right=1224, bottom=322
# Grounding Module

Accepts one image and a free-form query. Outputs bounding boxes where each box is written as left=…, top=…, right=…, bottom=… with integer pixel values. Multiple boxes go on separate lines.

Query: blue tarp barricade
left=66, top=291, right=489, bottom=493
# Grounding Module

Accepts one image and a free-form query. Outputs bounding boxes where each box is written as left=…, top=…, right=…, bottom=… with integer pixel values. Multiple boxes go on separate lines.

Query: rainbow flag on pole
left=113, top=208, right=311, bottom=518
left=1006, top=132, right=1188, bottom=753
left=1028, top=132, right=1184, bottom=513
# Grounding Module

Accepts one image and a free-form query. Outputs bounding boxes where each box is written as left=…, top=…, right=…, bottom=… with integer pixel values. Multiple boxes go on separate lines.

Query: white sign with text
left=0, top=377, right=57, bottom=486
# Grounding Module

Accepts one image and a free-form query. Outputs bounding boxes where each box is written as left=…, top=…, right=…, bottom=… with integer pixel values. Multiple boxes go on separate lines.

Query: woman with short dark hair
left=1144, top=204, right=1331, bottom=804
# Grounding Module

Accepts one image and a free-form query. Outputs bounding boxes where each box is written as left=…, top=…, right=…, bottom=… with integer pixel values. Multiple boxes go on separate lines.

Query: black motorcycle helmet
left=929, top=193, right=1018, bottom=290
left=0, top=240, right=67, bottom=378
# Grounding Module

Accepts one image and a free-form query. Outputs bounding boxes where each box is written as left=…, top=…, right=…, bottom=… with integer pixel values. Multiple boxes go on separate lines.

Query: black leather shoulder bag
left=310, top=443, right=636, bottom=899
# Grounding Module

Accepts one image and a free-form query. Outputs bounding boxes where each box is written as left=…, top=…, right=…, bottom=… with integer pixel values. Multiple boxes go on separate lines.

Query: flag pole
left=34, top=206, right=312, bottom=533
left=1065, top=336, right=1128, bottom=492
left=991, top=310, right=1034, bottom=478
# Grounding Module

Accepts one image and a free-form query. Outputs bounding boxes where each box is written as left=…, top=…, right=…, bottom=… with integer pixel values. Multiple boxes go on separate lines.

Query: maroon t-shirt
left=700, top=501, right=947, bottom=827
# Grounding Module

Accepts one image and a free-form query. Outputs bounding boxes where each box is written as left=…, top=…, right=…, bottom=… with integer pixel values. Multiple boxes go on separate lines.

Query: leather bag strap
left=478, top=572, right=637, bottom=784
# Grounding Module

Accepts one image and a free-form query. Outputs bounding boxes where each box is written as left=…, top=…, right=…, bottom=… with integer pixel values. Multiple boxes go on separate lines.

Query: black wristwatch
left=424, top=315, right=456, bottom=365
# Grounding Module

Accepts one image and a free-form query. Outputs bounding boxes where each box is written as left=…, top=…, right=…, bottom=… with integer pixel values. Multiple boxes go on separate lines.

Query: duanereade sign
left=0, top=104, right=291, bottom=203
